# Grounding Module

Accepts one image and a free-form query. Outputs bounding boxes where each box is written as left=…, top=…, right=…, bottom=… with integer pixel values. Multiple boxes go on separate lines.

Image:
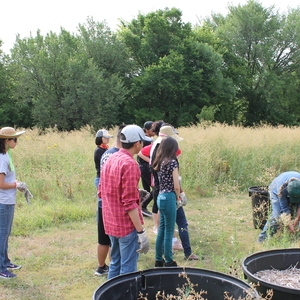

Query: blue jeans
left=156, top=192, right=176, bottom=263
left=0, top=204, right=14, bottom=272
left=259, top=190, right=283, bottom=241
left=176, top=207, right=192, bottom=257
left=108, top=229, right=139, bottom=279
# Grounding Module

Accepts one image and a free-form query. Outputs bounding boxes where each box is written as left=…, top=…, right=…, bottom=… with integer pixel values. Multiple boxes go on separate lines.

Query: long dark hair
left=151, top=120, right=165, bottom=136
left=0, top=139, right=6, bottom=154
left=152, top=137, right=178, bottom=171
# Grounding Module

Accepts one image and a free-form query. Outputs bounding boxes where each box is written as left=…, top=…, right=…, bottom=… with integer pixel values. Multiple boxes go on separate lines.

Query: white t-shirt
left=0, top=153, right=16, bottom=205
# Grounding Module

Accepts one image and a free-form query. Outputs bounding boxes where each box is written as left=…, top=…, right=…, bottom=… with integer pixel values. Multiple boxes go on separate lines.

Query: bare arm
left=0, top=173, right=15, bottom=190
left=137, top=151, right=150, bottom=163
left=172, top=167, right=181, bottom=201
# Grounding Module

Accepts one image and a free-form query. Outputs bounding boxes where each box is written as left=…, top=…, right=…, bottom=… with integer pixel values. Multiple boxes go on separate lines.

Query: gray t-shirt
left=0, top=153, right=16, bottom=204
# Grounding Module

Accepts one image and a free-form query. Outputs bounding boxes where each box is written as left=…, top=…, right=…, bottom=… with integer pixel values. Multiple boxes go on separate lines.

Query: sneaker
left=184, top=254, right=200, bottom=261
left=155, top=259, right=165, bottom=267
left=165, top=260, right=177, bottom=267
left=95, top=264, right=109, bottom=276
left=172, top=239, right=183, bottom=251
left=142, top=208, right=152, bottom=218
left=258, top=235, right=266, bottom=243
left=0, top=270, right=17, bottom=279
left=7, top=263, right=22, bottom=270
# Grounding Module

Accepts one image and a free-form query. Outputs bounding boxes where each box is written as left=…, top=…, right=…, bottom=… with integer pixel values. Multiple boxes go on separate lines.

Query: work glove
left=176, top=192, right=188, bottom=210
left=137, top=229, right=149, bottom=254
left=24, top=188, right=33, bottom=205
left=139, top=189, right=150, bottom=205
left=16, top=181, right=27, bottom=192
left=180, top=192, right=188, bottom=206
left=176, top=199, right=183, bottom=209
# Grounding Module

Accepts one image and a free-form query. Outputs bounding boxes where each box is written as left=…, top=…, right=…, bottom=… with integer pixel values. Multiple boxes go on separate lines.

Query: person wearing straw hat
left=0, top=127, right=26, bottom=279
left=138, top=125, right=200, bottom=261
left=258, top=171, right=300, bottom=243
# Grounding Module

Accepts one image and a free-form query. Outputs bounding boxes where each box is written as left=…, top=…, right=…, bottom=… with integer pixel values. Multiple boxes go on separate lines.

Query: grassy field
left=1, top=124, right=300, bottom=299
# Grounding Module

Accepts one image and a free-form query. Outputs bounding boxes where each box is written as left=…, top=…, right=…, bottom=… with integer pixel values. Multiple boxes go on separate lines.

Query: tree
left=208, top=0, right=300, bottom=125
left=8, top=19, right=129, bottom=130
left=118, top=8, right=234, bottom=127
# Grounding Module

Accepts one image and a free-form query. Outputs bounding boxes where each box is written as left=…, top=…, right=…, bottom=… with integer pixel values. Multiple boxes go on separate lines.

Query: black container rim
left=248, top=186, right=269, bottom=196
left=242, top=248, right=300, bottom=295
left=93, top=267, right=258, bottom=298
left=248, top=186, right=269, bottom=191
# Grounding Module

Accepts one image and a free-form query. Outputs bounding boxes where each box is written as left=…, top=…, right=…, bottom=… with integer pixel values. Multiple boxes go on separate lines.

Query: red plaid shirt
left=99, top=148, right=143, bottom=237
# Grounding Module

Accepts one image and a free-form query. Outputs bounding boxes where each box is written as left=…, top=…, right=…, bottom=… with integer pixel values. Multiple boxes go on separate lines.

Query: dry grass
left=2, top=124, right=300, bottom=299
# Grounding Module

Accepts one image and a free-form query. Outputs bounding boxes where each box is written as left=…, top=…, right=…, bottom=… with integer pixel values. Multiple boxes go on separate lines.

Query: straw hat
left=0, top=127, right=26, bottom=139
left=156, top=126, right=183, bottom=143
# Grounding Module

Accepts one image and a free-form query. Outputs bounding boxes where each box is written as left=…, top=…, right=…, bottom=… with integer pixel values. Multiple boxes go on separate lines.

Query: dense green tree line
left=1, top=0, right=300, bottom=130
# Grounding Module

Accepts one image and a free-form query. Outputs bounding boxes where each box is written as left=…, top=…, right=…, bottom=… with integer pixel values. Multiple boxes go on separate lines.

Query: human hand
left=137, top=230, right=149, bottom=254
left=288, top=223, right=295, bottom=233
left=16, top=181, right=27, bottom=192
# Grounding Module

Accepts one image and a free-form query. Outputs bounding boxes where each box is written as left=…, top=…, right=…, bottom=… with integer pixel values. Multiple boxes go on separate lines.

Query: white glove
left=180, top=192, right=188, bottom=206
left=137, top=229, right=149, bottom=254
left=24, top=189, right=33, bottom=205
left=176, top=200, right=183, bottom=209
left=16, top=181, right=27, bottom=192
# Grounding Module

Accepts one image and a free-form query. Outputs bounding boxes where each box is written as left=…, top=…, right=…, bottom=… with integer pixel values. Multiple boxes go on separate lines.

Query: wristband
left=137, top=228, right=145, bottom=234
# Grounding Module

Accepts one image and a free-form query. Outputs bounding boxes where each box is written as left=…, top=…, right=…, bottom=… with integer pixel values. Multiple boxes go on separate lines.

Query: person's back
left=99, top=124, right=150, bottom=279
left=270, top=171, right=300, bottom=195
left=101, top=149, right=141, bottom=236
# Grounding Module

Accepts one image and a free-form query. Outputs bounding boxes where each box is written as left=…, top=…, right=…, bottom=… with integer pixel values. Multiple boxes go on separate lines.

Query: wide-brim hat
left=155, top=125, right=183, bottom=143
left=0, top=127, right=26, bottom=139
left=287, top=180, right=300, bottom=204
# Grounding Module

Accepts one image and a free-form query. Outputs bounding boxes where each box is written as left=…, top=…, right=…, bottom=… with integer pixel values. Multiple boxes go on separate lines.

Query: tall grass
left=179, top=123, right=300, bottom=197
left=11, top=123, right=300, bottom=234
left=3, top=123, right=300, bottom=299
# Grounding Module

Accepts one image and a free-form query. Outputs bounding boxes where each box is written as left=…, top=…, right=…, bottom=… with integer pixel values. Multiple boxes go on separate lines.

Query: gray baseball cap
left=120, top=125, right=152, bottom=143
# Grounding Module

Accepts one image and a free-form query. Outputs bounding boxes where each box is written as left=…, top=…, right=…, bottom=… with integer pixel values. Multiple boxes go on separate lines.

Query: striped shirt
left=99, top=148, right=143, bottom=237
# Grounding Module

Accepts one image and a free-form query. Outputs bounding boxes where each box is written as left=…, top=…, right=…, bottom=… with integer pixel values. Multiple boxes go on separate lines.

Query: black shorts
left=97, top=207, right=110, bottom=246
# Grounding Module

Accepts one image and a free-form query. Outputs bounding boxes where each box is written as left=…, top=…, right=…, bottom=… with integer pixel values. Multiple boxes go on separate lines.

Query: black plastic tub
left=93, top=267, right=259, bottom=299
left=242, top=248, right=300, bottom=300
left=248, top=186, right=270, bottom=230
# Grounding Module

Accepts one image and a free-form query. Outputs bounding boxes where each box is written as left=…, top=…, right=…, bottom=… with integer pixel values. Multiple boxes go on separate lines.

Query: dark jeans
left=139, top=163, right=153, bottom=209
left=176, top=207, right=192, bottom=257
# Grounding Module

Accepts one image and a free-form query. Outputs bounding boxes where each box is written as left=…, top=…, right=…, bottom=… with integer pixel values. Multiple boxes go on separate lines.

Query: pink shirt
left=99, top=148, right=143, bottom=237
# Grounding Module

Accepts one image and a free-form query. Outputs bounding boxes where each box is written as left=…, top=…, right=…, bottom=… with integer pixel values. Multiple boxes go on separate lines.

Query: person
left=138, top=120, right=166, bottom=233
left=258, top=171, right=300, bottom=242
left=0, top=127, right=27, bottom=279
left=99, top=124, right=150, bottom=279
left=94, top=129, right=113, bottom=276
left=137, top=121, right=155, bottom=218
left=152, top=137, right=181, bottom=267
left=139, top=125, right=199, bottom=260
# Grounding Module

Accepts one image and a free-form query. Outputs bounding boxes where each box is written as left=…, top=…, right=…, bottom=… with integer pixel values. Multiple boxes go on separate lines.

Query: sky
left=1, top=0, right=299, bottom=54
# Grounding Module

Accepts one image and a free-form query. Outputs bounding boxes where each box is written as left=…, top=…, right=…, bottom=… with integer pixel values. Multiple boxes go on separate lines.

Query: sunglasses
left=8, top=138, right=18, bottom=142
